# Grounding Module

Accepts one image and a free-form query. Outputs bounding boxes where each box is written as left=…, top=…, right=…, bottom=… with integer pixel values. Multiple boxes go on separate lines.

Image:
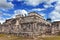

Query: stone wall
left=0, top=12, right=51, bottom=37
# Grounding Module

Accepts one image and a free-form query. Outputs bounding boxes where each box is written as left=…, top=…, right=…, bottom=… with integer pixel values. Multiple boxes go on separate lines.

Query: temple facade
left=52, top=21, right=60, bottom=35
left=0, top=12, right=60, bottom=37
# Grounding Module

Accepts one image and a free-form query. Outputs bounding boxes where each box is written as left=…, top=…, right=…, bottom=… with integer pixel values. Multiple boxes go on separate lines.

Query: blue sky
left=0, top=0, right=60, bottom=23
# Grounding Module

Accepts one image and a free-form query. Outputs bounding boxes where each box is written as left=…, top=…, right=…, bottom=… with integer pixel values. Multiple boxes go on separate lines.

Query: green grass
left=44, top=37, right=60, bottom=40
left=38, top=36, right=60, bottom=40
left=0, top=34, right=33, bottom=40
left=0, top=34, right=60, bottom=40
left=44, top=36, right=60, bottom=40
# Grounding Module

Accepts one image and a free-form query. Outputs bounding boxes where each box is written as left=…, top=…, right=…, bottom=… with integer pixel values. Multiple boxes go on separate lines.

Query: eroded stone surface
left=0, top=12, right=58, bottom=38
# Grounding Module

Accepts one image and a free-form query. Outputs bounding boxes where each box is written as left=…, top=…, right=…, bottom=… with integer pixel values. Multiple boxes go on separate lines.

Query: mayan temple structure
left=52, top=21, right=60, bottom=35
left=0, top=12, right=60, bottom=38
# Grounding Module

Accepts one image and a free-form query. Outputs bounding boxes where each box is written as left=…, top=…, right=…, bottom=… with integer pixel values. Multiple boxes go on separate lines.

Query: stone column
left=52, top=26, right=55, bottom=35
left=59, top=23, right=60, bottom=30
left=2, top=25, right=5, bottom=33
left=0, top=25, right=1, bottom=33
left=9, top=24, right=11, bottom=33
left=15, top=20, right=20, bottom=36
left=32, top=22, right=38, bottom=38
left=43, top=24, right=46, bottom=35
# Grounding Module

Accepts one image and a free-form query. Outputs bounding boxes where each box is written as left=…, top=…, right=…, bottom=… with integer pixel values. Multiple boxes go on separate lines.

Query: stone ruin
left=0, top=12, right=60, bottom=38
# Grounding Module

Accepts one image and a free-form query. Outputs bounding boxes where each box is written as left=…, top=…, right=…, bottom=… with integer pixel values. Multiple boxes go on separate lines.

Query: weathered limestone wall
left=52, top=22, right=60, bottom=35
left=0, top=12, right=51, bottom=37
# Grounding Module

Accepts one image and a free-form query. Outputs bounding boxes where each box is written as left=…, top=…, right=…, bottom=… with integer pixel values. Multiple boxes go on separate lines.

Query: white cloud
left=13, top=9, right=28, bottom=18
left=49, top=11, right=60, bottom=21
left=0, top=20, right=5, bottom=24
left=0, top=17, right=5, bottom=24
left=43, top=0, right=57, bottom=8
left=55, top=2, right=60, bottom=12
left=0, top=11, right=12, bottom=23
left=24, top=0, right=57, bottom=7
left=0, top=0, right=14, bottom=10
left=24, top=0, right=43, bottom=6
left=0, top=9, right=28, bottom=23
left=44, top=0, right=57, bottom=4
left=40, top=13, right=46, bottom=17
left=14, top=9, right=28, bottom=15
left=0, top=0, right=14, bottom=23
left=49, top=0, right=60, bottom=21
left=0, top=11, right=12, bottom=16
left=31, top=8, right=45, bottom=11
left=44, top=4, right=54, bottom=8
left=3, top=13, right=11, bottom=16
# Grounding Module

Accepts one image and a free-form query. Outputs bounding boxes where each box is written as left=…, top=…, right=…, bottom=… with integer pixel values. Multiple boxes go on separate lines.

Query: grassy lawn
left=0, top=34, right=32, bottom=40
left=37, top=36, right=60, bottom=40
left=43, top=36, right=60, bottom=40
left=0, top=34, right=60, bottom=40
